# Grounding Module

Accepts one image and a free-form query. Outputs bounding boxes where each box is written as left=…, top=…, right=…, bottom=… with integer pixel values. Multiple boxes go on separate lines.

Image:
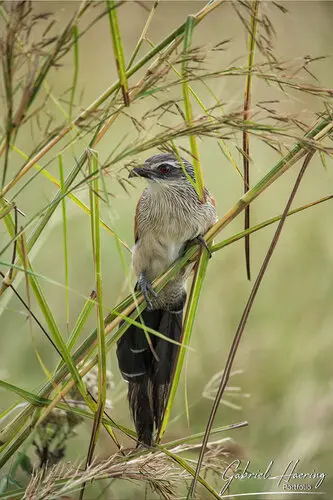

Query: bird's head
left=128, top=153, right=195, bottom=187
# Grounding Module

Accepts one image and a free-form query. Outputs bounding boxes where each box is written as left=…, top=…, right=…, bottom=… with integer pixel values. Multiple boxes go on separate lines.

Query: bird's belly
left=133, top=234, right=185, bottom=281
left=150, top=236, right=184, bottom=278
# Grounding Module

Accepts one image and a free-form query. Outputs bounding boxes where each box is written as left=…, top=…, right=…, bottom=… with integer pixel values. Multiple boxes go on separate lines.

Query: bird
left=116, top=153, right=217, bottom=446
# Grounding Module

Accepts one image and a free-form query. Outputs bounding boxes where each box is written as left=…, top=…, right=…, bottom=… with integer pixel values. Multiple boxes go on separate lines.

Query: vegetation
left=0, top=1, right=332, bottom=498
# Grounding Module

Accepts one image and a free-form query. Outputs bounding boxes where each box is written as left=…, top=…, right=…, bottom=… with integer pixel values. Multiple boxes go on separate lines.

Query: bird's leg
left=186, top=235, right=212, bottom=258
left=138, top=272, right=158, bottom=310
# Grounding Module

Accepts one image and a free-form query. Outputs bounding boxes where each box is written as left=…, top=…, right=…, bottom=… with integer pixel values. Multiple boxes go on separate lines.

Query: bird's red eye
left=158, top=164, right=171, bottom=174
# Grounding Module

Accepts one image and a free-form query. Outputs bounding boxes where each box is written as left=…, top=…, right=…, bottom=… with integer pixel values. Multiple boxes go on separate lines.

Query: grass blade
left=89, top=150, right=107, bottom=435
left=58, top=154, right=70, bottom=332
left=157, top=249, right=210, bottom=442
left=127, top=1, right=159, bottom=69
left=164, top=420, right=248, bottom=449
left=66, top=291, right=97, bottom=354
left=20, top=144, right=128, bottom=247
left=69, top=23, right=79, bottom=121
left=79, top=150, right=107, bottom=499
left=0, top=378, right=134, bottom=435
left=0, top=380, right=49, bottom=408
left=243, top=0, right=260, bottom=281
left=107, top=0, right=129, bottom=106
left=181, top=15, right=205, bottom=201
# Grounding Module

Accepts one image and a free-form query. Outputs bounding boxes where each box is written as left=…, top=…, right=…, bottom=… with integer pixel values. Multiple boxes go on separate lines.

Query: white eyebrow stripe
left=122, top=371, right=146, bottom=378
left=130, top=347, right=147, bottom=354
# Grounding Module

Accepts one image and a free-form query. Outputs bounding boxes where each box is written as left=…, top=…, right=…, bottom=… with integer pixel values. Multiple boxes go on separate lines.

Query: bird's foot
left=191, top=235, right=212, bottom=258
left=138, top=273, right=158, bottom=310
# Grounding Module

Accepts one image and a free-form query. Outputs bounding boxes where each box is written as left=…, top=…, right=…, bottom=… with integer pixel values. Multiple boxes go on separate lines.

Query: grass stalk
left=58, top=155, right=70, bottom=331
left=62, top=291, right=97, bottom=360
left=79, top=151, right=108, bottom=499
left=243, top=0, right=260, bottom=281
left=69, top=23, right=79, bottom=121
left=157, top=250, right=210, bottom=442
left=181, top=15, right=205, bottom=201
left=89, top=150, right=107, bottom=414
left=126, top=1, right=159, bottom=69
left=107, top=0, right=129, bottom=107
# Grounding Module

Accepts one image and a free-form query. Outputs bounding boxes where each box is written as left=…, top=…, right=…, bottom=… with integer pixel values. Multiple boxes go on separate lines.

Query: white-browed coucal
left=116, top=153, right=217, bottom=446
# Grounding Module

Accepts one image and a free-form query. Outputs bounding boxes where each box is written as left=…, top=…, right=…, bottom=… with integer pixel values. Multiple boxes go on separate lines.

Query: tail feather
left=116, top=308, right=183, bottom=446
left=152, top=310, right=182, bottom=429
left=128, top=377, right=154, bottom=446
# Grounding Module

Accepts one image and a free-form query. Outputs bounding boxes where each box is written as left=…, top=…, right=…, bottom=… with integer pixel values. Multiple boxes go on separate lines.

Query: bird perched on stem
left=116, top=153, right=217, bottom=446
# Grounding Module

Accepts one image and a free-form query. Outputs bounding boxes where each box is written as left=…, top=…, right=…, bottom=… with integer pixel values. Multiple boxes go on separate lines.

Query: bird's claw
left=194, top=235, right=212, bottom=258
left=138, top=273, right=157, bottom=310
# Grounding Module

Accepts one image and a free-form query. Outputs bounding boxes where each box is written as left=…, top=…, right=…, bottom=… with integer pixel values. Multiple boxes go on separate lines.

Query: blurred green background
left=1, top=1, right=333, bottom=498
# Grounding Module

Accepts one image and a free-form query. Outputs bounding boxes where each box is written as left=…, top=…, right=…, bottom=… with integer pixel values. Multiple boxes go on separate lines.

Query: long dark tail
left=116, top=308, right=182, bottom=446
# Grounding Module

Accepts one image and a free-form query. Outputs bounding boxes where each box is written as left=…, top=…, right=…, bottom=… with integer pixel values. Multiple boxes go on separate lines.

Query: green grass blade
left=65, top=291, right=97, bottom=354
left=58, top=154, right=70, bottom=331
left=0, top=380, right=49, bottom=408
left=0, top=150, right=90, bottom=293
left=0, top=415, right=39, bottom=466
left=69, top=23, right=79, bottom=121
left=23, top=269, right=87, bottom=397
left=157, top=250, right=210, bottom=441
left=114, top=310, right=194, bottom=349
left=107, top=0, right=129, bottom=106
left=26, top=151, right=87, bottom=252
left=181, top=15, right=205, bottom=201
left=84, top=150, right=107, bottom=467
left=0, top=202, right=14, bottom=220
left=0, top=378, right=134, bottom=437
left=164, top=420, right=248, bottom=449
left=127, top=1, right=159, bottom=69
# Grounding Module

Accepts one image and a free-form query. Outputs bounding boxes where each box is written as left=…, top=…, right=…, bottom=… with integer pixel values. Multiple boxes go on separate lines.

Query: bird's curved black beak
left=128, top=167, right=151, bottom=179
